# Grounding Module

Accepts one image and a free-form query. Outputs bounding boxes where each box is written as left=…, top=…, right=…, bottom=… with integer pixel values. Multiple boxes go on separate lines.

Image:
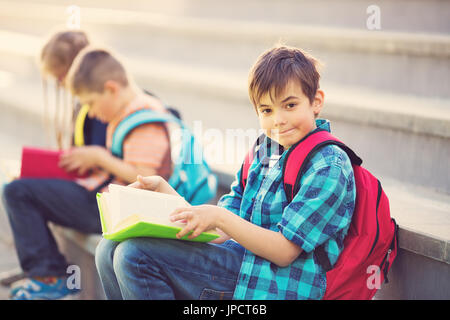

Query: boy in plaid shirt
left=95, top=45, right=356, bottom=300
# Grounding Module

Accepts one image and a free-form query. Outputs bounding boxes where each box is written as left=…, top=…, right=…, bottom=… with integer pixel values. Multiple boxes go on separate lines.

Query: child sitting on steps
left=94, top=45, right=357, bottom=300
left=2, top=45, right=172, bottom=300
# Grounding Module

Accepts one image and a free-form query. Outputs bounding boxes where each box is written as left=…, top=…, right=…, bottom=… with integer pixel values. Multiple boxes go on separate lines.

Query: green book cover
left=96, top=184, right=219, bottom=243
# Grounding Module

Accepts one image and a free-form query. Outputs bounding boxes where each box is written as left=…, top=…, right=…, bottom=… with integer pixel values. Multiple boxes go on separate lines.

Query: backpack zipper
left=380, top=248, right=392, bottom=283
left=366, top=180, right=382, bottom=259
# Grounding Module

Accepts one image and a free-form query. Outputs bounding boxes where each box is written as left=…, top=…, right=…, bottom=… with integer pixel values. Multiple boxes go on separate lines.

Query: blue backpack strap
left=111, top=108, right=183, bottom=158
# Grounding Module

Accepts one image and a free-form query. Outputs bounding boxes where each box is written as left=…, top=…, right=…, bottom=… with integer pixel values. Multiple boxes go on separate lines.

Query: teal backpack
left=110, top=108, right=217, bottom=205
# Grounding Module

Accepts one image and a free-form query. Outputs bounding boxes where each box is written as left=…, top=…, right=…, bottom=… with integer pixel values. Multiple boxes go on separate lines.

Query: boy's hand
left=128, top=175, right=184, bottom=198
left=170, top=205, right=225, bottom=239
left=59, top=146, right=108, bottom=176
left=128, top=175, right=163, bottom=192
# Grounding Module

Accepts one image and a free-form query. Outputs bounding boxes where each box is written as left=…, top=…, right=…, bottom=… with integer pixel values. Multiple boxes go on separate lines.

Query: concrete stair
left=1, top=27, right=449, bottom=193
left=2, top=0, right=450, bottom=34
left=0, top=0, right=449, bottom=299
left=1, top=1, right=450, bottom=99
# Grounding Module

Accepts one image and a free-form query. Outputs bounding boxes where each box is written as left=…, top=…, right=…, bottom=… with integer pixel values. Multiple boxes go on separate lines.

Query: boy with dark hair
left=95, top=45, right=356, bottom=300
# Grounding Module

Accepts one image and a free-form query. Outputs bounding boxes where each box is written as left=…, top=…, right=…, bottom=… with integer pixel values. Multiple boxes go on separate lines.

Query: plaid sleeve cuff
left=277, top=221, right=316, bottom=253
left=217, top=169, right=243, bottom=216
left=217, top=193, right=241, bottom=216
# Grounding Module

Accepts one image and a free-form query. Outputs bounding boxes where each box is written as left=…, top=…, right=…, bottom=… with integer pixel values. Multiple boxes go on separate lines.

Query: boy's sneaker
left=9, top=277, right=80, bottom=300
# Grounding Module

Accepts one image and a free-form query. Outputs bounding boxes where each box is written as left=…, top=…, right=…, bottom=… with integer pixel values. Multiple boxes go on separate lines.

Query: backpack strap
left=240, top=134, right=266, bottom=190
left=282, top=129, right=362, bottom=272
left=111, top=108, right=183, bottom=158
left=282, top=129, right=362, bottom=203
left=74, top=104, right=90, bottom=147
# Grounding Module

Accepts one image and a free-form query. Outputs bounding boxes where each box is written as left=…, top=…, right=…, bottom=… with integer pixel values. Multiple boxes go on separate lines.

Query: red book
left=20, top=147, right=82, bottom=180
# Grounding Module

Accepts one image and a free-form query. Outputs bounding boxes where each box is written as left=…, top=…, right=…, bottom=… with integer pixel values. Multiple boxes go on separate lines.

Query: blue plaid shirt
left=218, top=119, right=356, bottom=300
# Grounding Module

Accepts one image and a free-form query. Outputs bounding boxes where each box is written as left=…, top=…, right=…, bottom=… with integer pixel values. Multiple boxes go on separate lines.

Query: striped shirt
left=218, top=119, right=356, bottom=300
left=76, top=94, right=172, bottom=192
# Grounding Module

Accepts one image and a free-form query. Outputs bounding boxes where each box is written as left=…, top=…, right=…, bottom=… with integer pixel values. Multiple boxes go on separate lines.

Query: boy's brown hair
left=248, top=45, right=322, bottom=109
left=67, top=47, right=129, bottom=95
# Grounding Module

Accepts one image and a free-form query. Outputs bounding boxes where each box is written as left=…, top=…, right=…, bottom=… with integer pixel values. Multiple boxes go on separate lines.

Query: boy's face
left=256, top=80, right=324, bottom=149
left=78, top=82, right=122, bottom=123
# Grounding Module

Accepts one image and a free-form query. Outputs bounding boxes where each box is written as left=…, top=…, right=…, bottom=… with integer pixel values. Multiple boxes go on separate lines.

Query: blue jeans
left=2, top=178, right=101, bottom=277
left=95, top=237, right=245, bottom=300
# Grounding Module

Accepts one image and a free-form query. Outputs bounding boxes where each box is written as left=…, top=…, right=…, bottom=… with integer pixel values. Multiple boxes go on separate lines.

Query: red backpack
left=240, top=130, right=398, bottom=300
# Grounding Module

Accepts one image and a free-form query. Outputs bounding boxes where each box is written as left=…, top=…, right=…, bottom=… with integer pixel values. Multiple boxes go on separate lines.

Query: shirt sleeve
left=217, top=166, right=244, bottom=216
left=277, top=146, right=356, bottom=253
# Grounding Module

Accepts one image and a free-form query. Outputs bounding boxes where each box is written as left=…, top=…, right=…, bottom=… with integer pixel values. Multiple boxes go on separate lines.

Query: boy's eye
left=286, top=103, right=297, bottom=109
left=260, top=108, right=272, bottom=114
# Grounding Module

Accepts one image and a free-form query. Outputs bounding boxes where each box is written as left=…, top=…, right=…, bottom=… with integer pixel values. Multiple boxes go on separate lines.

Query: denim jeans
left=2, top=178, right=102, bottom=277
left=95, top=237, right=245, bottom=300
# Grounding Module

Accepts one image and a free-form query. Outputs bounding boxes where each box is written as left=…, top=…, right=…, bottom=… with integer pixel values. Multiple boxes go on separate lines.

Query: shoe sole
left=0, top=268, right=27, bottom=287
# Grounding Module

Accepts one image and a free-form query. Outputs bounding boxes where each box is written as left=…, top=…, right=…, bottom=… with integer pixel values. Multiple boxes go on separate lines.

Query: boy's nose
left=274, top=113, right=288, bottom=127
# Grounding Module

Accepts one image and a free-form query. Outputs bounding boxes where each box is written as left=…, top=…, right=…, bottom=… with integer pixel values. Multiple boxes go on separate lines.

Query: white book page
left=99, top=193, right=111, bottom=232
left=108, top=184, right=190, bottom=229
left=100, top=192, right=122, bottom=232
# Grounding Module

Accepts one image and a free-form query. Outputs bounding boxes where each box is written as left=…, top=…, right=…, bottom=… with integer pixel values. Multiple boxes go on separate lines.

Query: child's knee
left=111, top=239, right=144, bottom=276
left=2, top=180, right=28, bottom=208
left=111, top=238, right=172, bottom=276
left=95, top=238, right=118, bottom=269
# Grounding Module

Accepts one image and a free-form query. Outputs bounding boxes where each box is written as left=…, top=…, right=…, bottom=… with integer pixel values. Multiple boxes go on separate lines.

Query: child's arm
left=59, top=146, right=157, bottom=183
left=60, top=122, right=171, bottom=184
left=170, top=205, right=301, bottom=267
left=171, top=150, right=355, bottom=268
left=95, top=149, right=157, bottom=183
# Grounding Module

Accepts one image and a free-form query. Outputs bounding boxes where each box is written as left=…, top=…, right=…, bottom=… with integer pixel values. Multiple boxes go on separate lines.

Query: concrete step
left=9, top=0, right=450, bottom=34
left=0, top=2, right=450, bottom=99
left=1, top=29, right=450, bottom=139
left=0, top=32, right=449, bottom=193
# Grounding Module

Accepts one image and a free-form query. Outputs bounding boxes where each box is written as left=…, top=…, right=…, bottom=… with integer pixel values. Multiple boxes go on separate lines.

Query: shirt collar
left=315, top=118, right=331, bottom=132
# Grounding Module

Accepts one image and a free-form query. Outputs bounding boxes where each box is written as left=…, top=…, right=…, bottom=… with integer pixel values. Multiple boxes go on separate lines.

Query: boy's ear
left=103, top=80, right=120, bottom=95
left=313, top=89, right=325, bottom=117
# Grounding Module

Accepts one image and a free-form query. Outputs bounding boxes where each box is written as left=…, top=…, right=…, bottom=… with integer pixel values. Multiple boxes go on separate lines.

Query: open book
left=96, top=184, right=220, bottom=242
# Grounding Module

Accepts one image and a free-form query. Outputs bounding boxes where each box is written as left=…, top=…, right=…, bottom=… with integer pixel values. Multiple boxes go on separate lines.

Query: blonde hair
left=40, top=30, right=89, bottom=79
left=39, top=30, right=90, bottom=149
